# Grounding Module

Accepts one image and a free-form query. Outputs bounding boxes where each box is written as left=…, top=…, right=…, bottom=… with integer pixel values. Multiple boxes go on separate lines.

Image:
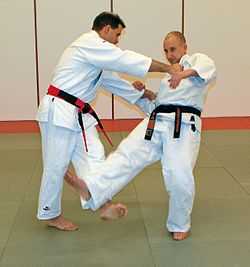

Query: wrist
left=179, top=71, right=186, bottom=79
left=139, top=89, right=145, bottom=99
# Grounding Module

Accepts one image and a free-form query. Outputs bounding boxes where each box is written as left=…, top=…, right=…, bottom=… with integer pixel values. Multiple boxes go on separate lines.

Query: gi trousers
left=37, top=102, right=105, bottom=220
left=84, top=116, right=201, bottom=232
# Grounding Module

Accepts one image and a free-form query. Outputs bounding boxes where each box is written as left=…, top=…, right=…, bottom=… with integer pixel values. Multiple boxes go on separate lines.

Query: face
left=163, top=35, right=187, bottom=64
left=101, top=24, right=124, bottom=45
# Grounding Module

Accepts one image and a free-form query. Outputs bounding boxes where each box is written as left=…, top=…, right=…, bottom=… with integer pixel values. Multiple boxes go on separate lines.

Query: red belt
left=47, top=85, right=113, bottom=152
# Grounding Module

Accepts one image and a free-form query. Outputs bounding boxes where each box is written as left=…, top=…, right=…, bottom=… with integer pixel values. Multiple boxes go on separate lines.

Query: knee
left=43, top=161, right=68, bottom=178
left=162, top=167, right=195, bottom=196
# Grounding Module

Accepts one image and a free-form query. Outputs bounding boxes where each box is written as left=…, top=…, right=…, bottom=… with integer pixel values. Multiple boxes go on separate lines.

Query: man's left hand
left=168, top=72, right=184, bottom=89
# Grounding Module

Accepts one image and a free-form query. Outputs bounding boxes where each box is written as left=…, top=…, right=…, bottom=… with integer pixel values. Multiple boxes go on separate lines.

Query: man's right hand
left=132, top=80, right=145, bottom=91
left=142, top=89, right=156, bottom=101
left=133, top=80, right=156, bottom=100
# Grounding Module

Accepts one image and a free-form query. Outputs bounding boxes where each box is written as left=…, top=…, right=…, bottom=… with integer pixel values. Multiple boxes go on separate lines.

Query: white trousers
left=84, top=116, right=201, bottom=232
left=37, top=102, right=105, bottom=220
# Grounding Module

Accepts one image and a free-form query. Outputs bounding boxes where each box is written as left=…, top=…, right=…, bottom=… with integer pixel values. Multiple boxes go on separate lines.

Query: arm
left=135, top=97, right=156, bottom=116
left=132, top=80, right=157, bottom=115
left=100, top=71, right=144, bottom=104
left=180, top=69, right=199, bottom=78
left=148, top=59, right=182, bottom=74
left=79, top=36, right=181, bottom=77
left=169, top=53, right=217, bottom=89
left=80, top=40, right=152, bottom=78
left=101, top=72, right=156, bottom=109
left=189, top=53, right=217, bottom=83
left=132, top=80, right=156, bottom=101
left=168, top=69, right=198, bottom=89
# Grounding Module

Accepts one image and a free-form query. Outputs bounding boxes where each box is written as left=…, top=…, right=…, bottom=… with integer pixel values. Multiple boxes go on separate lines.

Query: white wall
left=113, top=0, right=182, bottom=118
left=0, top=0, right=37, bottom=120
left=36, top=0, right=112, bottom=118
left=1, top=1, right=249, bottom=121
left=185, top=0, right=250, bottom=117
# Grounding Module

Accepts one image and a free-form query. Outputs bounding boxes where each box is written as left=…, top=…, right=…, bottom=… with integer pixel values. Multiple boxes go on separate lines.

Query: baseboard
left=0, top=117, right=249, bottom=133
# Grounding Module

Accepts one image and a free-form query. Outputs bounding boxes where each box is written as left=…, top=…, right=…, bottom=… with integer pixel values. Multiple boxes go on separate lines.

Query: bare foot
left=100, top=202, right=128, bottom=220
left=172, top=231, right=189, bottom=241
left=46, top=215, right=79, bottom=231
left=64, top=170, right=90, bottom=200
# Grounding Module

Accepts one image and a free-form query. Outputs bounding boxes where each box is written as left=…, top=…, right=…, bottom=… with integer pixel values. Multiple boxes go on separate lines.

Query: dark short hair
left=92, top=12, right=126, bottom=31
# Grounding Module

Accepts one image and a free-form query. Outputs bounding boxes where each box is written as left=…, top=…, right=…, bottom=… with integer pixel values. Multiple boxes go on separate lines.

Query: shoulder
left=190, top=53, right=214, bottom=62
left=71, top=31, right=105, bottom=47
left=183, top=53, right=215, bottom=67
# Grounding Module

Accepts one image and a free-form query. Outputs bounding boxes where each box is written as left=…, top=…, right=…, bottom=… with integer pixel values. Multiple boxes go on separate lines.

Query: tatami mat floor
left=0, top=130, right=250, bottom=267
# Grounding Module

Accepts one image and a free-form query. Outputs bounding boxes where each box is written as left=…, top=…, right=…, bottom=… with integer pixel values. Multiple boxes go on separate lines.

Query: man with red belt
left=36, top=12, right=180, bottom=231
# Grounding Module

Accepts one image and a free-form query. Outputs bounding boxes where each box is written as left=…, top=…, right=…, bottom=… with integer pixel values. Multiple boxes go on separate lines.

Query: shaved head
left=163, top=31, right=187, bottom=64
left=165, top=31, right=186, bottom=45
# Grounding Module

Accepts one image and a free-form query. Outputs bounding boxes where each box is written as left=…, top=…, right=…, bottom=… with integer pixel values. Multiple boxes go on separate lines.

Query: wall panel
left=186, top=0, right=250, bottom=117
left=0, top=0, right=37, bottom=120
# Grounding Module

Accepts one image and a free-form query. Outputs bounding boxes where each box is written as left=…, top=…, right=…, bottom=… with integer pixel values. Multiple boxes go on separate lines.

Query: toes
left=46, top=216, right=79, bottom=231
left=65, top=170, right=74, bottom=180
left=172, top=232, right=189, bottom=241
left=66, top=223, right=79, bottom=231
left=118, top=208, right=125, bottom=217
left=116, top=203, right=128, bottom=217
left=99, top=203, right=128, bottom=220
left=48, top=222, right=79, bottom=231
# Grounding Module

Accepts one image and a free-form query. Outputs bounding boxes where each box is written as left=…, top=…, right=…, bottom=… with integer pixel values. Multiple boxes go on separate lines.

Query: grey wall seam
left=33, top=0, right=40, bottom=107
left=111, top=0, right=114, bottom=12
left=111, top=0, right=115, bottom=120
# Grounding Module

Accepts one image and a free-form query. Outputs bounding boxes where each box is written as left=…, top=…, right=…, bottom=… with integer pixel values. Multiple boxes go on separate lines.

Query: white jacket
left=37, top=30, right=152, bottom=131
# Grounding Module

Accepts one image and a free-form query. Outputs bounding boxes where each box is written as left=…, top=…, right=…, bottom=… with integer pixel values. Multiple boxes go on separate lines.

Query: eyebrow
left=164, top=47, right=175, bottom=51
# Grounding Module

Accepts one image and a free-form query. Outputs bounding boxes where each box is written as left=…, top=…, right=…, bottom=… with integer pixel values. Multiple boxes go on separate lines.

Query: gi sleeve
left=135, top=98, right=156, bottom=115
left=187, top=53, right=217, bottom=84
left=80, top=40, right=152, bottom=78
left=100, top=71, right=144, bottom=104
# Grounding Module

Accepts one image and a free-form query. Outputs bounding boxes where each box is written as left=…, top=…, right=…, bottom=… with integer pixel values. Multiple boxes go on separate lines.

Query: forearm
left=136, top=98, right=156, bottom=115
left=148, top=59, right=172, bottom=73
left=181, top=69, right=199, bottom=79
left=168, top=68, right=199, bottom=89
left=101, top=72, right=143, bottom=104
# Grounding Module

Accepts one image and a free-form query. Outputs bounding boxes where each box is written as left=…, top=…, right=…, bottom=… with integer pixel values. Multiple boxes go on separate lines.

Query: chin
left=168, top=59, right=176, bottom=64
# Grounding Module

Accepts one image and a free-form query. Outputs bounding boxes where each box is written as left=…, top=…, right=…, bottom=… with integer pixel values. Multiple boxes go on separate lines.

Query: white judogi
left=36, top=30, right=152, bottom=220
left=83, top=53, right=216, bottom=232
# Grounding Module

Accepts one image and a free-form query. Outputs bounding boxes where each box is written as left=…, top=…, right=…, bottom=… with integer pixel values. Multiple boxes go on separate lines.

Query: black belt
left=145, top=105, right=201, bottom=140
left=47, top=85, right=113, bottom=152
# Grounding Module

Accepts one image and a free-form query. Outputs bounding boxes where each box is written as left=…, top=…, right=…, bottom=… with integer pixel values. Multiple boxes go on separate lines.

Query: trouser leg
left=84, top=118, right=162, bottom=210
left=161, top=122, right=201, bottom=232
left=37, top=116, right=78, bottom=220
left=71, top=126, right=106, bottom=209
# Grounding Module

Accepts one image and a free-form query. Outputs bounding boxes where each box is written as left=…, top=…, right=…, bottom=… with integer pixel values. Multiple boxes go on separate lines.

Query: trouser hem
left=37, top=211, right=61, bottom=221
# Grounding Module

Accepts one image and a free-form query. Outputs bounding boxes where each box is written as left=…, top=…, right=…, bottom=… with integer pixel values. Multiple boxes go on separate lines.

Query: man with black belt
left=36, top=12, right=181, bottom=231
left=64, top=31, right=216, bottom=240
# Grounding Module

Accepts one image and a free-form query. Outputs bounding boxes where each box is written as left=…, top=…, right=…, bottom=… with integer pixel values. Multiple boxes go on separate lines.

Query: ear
left=103, top=25, right=111, bottom=34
